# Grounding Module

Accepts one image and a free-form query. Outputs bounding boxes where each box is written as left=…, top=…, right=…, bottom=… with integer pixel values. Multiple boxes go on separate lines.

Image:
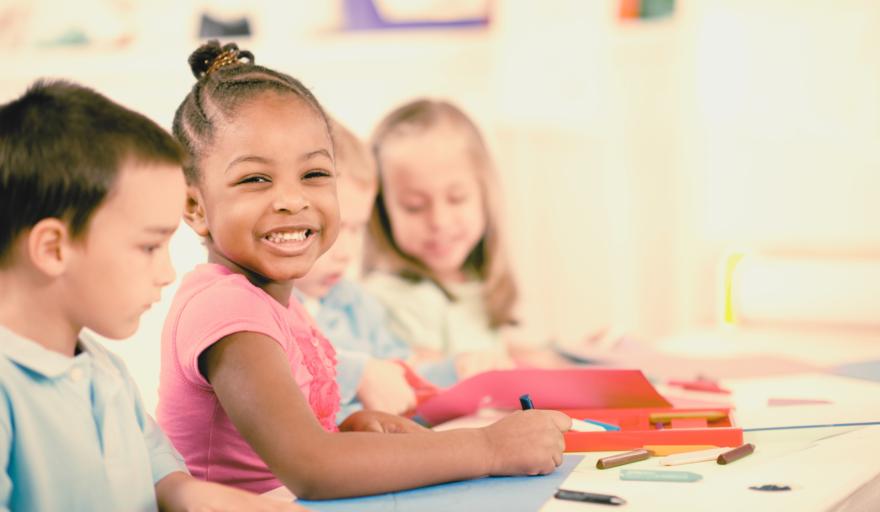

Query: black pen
left=555, top=489, right=626, bottom=506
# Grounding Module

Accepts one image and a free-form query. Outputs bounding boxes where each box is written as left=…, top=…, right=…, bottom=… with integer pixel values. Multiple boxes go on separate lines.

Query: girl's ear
left=27, top=218, right=71, bottom=277
left=183, top=185, right=210, bottom=237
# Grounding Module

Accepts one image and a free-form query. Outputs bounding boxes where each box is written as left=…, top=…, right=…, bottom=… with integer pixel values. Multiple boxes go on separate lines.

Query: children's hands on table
left=482, top=410, right=571, bottom=476
left=339, top=410, right=429, bottom=434
left=357, top=358, right=416, bottom=415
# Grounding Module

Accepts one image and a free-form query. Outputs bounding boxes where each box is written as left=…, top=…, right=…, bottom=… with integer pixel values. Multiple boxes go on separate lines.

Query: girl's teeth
left=266, top=230, right=308, bottom=243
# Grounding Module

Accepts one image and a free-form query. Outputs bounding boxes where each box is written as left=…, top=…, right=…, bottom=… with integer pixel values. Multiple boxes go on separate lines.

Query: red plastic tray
left=559, top=407, right=743, bottom=452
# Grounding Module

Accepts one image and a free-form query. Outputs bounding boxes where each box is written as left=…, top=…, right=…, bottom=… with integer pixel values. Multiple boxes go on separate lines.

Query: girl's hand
left=481, top=410, right=571, bottom=476
left=405, top=347, right=445, bottom=368
left=339, top=410, right=429, bottom=434
left=454, top=350, right=515, bottom=379
left=156, top=471, right=309, bottom=511
left=357, top=359, right=417, bottom=415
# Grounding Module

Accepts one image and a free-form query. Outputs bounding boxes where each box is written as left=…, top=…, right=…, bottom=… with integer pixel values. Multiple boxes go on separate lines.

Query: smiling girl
left=156, top=41, right=570, bottom=500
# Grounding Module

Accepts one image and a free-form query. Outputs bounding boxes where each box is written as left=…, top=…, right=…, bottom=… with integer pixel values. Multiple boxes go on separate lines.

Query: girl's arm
left=155, top=471, right=306, bottom=511
left=355, top=358, right=416, bottom=414
left=202, top=332, right=570, bottom=500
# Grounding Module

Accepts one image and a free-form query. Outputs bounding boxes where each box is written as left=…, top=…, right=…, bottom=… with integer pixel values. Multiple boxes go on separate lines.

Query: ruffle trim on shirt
left=297, top=326, right=340, bottom=432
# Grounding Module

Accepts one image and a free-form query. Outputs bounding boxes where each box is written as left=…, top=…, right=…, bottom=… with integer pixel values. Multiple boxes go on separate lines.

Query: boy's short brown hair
left=330, top=118, right=376, bottom=190
left=0, top=80, right=185, bottom=265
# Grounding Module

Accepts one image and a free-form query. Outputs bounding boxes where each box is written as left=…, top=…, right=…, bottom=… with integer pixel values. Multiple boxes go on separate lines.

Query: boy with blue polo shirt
left=0, top=81, right=304, bottom=511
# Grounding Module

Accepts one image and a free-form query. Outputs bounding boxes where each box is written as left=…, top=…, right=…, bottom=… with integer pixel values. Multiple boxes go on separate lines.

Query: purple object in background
left=342, top=0, right=489, bottom=30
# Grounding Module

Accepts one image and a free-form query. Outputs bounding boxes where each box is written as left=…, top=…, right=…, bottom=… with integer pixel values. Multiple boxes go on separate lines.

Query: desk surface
left=270, top=371, right=880, bottom=511
left=543, top=373, right=880, bottom=511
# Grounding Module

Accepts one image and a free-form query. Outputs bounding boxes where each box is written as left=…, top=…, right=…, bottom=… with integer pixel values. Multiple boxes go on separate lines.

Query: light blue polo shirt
left=0, top=325, right=186, bottom=511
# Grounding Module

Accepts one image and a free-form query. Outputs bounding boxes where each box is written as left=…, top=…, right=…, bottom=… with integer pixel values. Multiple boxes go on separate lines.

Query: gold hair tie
left=206, top=49, right=240, bottom=75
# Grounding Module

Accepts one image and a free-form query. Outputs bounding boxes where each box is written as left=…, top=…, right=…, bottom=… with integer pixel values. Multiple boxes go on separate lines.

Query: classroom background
left=2, top=0, right=879, bottom=413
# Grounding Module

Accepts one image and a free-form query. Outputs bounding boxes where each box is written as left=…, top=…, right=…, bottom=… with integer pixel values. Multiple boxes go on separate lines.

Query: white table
left=542, top=373, right=880, bottom=511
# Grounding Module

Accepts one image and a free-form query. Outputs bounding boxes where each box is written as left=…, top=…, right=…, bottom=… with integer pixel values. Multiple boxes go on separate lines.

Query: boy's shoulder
left=0, top=328, right=18, bottom=392
left=0, top=326, right=130, bottom=386
left=0, top=326, right=61, bottom=384
left=324, top=278, right=387, bottom=313
left=0, top=328, right=132, bottom=415
left=325, top=278, right=368, bottom=304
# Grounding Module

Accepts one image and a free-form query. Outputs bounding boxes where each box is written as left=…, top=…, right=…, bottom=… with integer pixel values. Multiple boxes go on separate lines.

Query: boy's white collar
left=0, top=324, right=98, bottom=378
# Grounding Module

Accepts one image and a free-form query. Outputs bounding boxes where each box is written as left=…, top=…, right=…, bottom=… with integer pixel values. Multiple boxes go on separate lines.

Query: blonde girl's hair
left=366, top=99, right=518, bottom=328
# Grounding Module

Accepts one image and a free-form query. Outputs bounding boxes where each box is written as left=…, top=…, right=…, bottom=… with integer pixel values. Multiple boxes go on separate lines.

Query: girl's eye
left=449, top=194, right=468, bottom=204
left=239, top=175, right=270, bottom=184
left=304, top=169, right=332, bottom=180
left=140, top=245, right=160, bottom=254
left=402, top=204, right=426, bottom=214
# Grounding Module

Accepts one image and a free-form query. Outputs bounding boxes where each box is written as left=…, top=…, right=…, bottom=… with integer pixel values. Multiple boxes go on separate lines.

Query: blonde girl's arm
left=202, top=332, right=570, bottom=500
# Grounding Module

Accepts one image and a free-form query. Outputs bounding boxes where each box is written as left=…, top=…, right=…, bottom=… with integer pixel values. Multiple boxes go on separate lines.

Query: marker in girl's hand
left=580, top=418, right=620, bottom=432
left=570, top=419, right=611, bottom=432
left=518, top=394, right=610, bottom=432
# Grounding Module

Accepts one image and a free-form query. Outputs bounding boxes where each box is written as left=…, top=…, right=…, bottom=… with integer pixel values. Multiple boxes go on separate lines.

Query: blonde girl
left=365, top=99, right=518, bottom=376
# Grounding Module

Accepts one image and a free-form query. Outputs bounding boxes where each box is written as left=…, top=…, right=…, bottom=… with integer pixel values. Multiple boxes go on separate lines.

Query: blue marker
left=582, top=418, right=621, bottom=431
left=519, top=394, right=616, bottom=433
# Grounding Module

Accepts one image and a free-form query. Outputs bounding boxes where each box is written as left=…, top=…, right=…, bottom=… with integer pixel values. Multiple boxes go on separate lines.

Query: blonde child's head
left=172, top=41, right=339, bottom=289
left=296, top=119, right=377, bottom=299
left=367, top=99, right=516, bottom=327
left=0, top=80, right=186, bottom=340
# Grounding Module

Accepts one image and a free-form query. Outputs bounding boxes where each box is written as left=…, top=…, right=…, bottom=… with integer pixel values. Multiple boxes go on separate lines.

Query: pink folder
left=416, top=368, right=671, bottom=424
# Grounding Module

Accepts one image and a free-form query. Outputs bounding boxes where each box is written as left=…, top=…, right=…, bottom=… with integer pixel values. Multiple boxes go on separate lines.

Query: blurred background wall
left=3, top=0, right=879, bottom=411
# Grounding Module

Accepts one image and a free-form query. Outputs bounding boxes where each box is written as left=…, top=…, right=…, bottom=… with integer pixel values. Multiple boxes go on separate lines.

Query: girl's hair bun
left=187, top=40, right=254, bottom=79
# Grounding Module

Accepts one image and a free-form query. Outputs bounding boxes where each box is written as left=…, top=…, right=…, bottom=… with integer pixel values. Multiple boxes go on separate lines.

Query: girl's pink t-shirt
left=157, top=263, right=339, bottom=493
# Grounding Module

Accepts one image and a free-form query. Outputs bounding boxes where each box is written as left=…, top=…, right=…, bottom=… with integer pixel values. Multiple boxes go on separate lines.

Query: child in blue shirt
left=0, top=81, right=303, bottom=511
left=295, top=120, right=457, bottom=422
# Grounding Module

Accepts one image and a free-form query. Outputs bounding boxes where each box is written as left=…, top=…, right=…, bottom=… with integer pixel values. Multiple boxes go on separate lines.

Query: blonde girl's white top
left=363, top=271, right=501, bottom=355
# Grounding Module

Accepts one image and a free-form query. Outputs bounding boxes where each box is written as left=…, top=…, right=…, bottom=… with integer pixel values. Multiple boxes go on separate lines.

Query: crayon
left=620, top=469, right=702, bottom=483
left=596, top=449, right=650, bottom=469
left=649, top=411, right=728, bottom=423
left=717, top=443, right=755, bottom=465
